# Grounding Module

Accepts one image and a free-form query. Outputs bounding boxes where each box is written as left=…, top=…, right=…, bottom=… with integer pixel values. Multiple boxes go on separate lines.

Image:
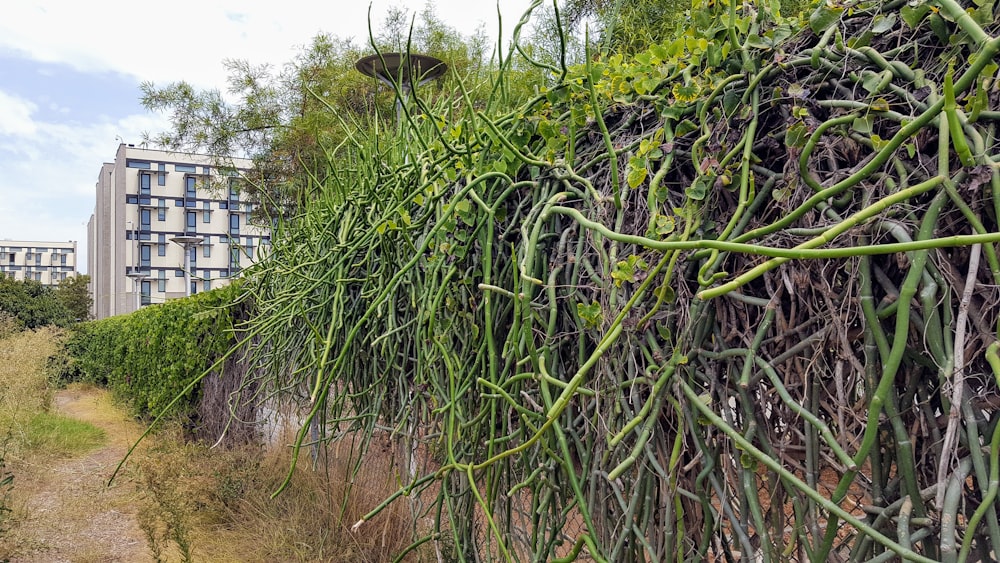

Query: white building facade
left=0, top=240, right=78, bottom=286
left=88, top=144, right=269, bottom=319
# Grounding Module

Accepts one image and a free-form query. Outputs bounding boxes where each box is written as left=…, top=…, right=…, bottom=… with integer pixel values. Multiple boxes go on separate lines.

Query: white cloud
left=0, top=1, right=536, bottom=89
left=0, top=0, right=539, bottom=274
left=0, top=91, right=39, bottom=136
left=0, top=95, right=172, bottom=271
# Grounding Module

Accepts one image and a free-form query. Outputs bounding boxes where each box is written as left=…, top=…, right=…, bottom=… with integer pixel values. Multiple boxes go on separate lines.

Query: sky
left=0, top=0, right=537, bottom=273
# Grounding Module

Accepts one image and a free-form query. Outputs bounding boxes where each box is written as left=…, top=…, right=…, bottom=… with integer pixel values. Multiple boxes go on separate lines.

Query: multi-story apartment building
left=88, top=144, right=269, bottom=320
left=0, top=240, right=78, bottom=286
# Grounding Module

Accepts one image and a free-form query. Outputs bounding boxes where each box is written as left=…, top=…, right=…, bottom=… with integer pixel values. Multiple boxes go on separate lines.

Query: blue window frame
left=158, top=234, right=166, bottom=257
left=175, top=164, right=196, bottom=173
left=158, top=202, right=166, bottom=221
left=229, top=214, right=240, bottom=235
left=140, top=209, right=151, bottom=230
left=158, top=172, right=166, bottom=186
left=203, top=279, right=211, bottom=292
left=140, top=245, right=151, bottom=269
left=141, top=280, right=151, bottom=305
left=175, top=269, right=184, bottom=277
left=140, top=173, right=151, bottom=195
left=203, top=244, right=211, bottom=258
left=126, top=160, right=151, bottom=169
left=185, top=176, right=196, bottom=199
left=186, top=211, right=197, bottom=232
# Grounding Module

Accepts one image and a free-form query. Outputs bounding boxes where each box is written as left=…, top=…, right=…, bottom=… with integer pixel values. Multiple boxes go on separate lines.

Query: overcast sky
left=0, top=0, right=536, bottom=273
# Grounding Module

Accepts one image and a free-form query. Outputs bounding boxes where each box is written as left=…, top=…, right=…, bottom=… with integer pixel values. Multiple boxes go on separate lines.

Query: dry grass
left=0, top=329, right=430, bottom=561
left=0, top=328, right=59, bottom=430
left=137, top=426, right=430, bottom=563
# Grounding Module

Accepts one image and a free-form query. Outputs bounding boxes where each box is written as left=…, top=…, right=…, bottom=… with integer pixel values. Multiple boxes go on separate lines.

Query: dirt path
left=2, top=387, right=151, bottom=563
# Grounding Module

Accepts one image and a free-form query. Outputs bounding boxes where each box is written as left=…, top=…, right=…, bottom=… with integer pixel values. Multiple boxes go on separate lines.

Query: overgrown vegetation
left=0, top=277, right=73, bottom=330
left=46, top=0, right=1000, bottom=560
left=216, top=0, right=1000, bottom=560
left=0, top=435, right=12, bottom=549
left=63, top=284, right=240, bottom=419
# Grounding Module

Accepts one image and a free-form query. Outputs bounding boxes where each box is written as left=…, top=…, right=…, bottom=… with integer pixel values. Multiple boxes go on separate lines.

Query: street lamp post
left=170, top=235, right=203, bottom=297
left=355, top=52, right=447, bottom=486
left=126, top=271, right=147, bottom=312
left=355, top=52, right=447, bottom=131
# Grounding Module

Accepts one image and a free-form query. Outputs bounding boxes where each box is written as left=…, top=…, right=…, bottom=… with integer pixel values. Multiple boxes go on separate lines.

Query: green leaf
left=654, top=214, right=676, bottom=236
left=809, top=2, right=844, bottom=35
left=627, top=166, right=648, bottom=188
left=611, top=255, right=649, bottom=287
left=493, top=160, right=507, bottom=173
left=901, top=3, right=931, bottom=28
left=785, top=122, right=809, bottom=148
left=928, top=13, right=950, bottom=42
left=852, top=116, right=874, bottom=134
left=576, top=301, right=603, bottom=329
left=657, top=284, right=676, bottom=303
left=871, top=13, right=897, bottom=33
left=656, top=323, right=672, bottom=342
left=685, top=177, right=709, bottom=201
left=454, top=200, right=471, bottom=215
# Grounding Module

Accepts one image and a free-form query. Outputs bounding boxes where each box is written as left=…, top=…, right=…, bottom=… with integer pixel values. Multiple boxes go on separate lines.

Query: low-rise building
left=0, top=240, right=78, bottom=286
left=88, top=144, right=269, bottom=319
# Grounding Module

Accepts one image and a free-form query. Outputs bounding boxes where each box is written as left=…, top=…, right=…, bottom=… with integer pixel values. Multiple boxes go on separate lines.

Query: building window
left=158, top=234, right=166, bottom=257
left=175, top=269, right=184, bottom=277
left=191, top=280, right=198, bottom=295
left=35, top=254, right=41, bottom=265
left=141, top=280, right=151, bottom=305
left=158, top=172, right=166, bottom=186
left=203, top=201, right=211, bottom=223
left=126, top=160, right=151, bottom=169
left=7, top=253, right=12, bottom=263
left=244, top=237, right=254, bottom=259
left=189, top=246, right=197, bottom=266
left=140, top=245, right=151, bottom=269
left=158, top=270, right=166, bottom=292
left=140, top=208, right=151, bottom=230
left=230, top=247, right=241, bottom=273
left=203, top=244, right=211, bottom=258
left=203, top=279, right=211, bottom=292
left=60, top=254, right=67, bottom=265
left=140, top=173, right=151, bottom=195
left=175, top=164, right=196, bottom=173
left=186, top=211, right=197, bottom=232
left=185, top=177, right=196, bottom=199
left=158, top=201, right=167, bottom=221
left=229, top=214, right=240, bottom=236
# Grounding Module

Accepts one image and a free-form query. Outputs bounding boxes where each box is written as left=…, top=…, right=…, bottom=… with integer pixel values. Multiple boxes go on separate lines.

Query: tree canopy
left=0, top=277, right=72, bottom=330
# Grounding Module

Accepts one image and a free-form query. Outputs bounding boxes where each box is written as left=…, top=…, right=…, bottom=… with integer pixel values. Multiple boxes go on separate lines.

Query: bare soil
left=1, top=386, right=151, bottom=563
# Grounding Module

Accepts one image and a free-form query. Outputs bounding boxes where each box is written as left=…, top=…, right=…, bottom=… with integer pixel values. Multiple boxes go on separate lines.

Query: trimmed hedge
left=64, top=284, right=240, bottom=419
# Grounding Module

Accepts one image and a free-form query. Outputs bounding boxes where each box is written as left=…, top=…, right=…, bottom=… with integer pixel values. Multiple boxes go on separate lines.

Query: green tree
left=55, top=274, right=92, bottom=322
left=140, top=2, right=492, bottom=217
left=0, top=277, right=72, bottom=330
